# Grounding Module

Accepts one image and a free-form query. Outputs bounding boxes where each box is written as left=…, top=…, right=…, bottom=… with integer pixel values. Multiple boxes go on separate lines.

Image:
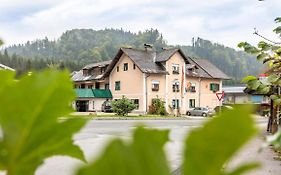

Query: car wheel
left=202, top=113, right=207, bottom=117
left=186, top=112, right=191, bottom=116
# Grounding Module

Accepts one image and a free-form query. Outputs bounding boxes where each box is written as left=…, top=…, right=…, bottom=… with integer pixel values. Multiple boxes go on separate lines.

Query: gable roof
left=83, top=60, right=112, bottom=69
left=104, top=47, right=192, bottom=77
left=121, top=48, right=167, bottom=74
left=104, top=48, right=168, bottom=77
left=72, top=70, right=98, bottom=82
left=155, top=48, right=190, bottom=63
left=187, top=58, right=230, bottom=80
left=72, top=60, right=112, bottom=82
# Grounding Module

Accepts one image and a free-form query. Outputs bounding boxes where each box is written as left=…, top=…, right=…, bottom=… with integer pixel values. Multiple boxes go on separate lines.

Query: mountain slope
left=5, top=29, right=262, bottom=83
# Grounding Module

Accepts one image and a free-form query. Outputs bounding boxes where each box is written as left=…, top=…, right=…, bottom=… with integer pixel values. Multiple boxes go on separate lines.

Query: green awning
left=75, top=89, right=112, bottom=98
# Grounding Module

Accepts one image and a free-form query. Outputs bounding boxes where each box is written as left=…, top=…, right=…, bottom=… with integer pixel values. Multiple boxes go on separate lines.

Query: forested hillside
left=179, top=38, right=262, bottom=83
left=0, top=49, right=83, bottom=76
left=4, top=28, right=262, bottom=83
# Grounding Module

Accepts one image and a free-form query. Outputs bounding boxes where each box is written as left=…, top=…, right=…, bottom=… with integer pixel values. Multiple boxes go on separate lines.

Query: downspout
left=145, top=73, right=150, bottom=113
left=198, top=77, right=202, bottom=106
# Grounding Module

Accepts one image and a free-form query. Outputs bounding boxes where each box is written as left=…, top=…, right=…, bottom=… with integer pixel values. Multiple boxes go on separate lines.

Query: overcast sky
left=0, top=0, right=280, bottom=48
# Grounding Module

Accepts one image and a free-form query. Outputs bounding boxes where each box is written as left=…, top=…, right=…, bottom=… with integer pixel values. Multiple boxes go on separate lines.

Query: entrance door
left=76, top=101, right=89, bottom=112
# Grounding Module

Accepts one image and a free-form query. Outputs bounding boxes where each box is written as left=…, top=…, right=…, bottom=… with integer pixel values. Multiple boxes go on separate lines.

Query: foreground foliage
left=76, top=106, right=258, bottom=175
left=238, top=17, right=281, bottom=145
left=0, top=70, right=86, bottom=175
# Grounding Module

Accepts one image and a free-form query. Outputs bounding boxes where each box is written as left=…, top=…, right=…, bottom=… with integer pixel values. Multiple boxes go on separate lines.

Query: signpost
left=216, top=91, right=225, bottom=114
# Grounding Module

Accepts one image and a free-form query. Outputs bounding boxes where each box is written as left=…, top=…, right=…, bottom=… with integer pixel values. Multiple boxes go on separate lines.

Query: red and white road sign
left=216, top=91, right=225, bottom=101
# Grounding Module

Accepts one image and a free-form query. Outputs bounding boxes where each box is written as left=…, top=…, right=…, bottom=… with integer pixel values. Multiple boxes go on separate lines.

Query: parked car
left=214, top=105, right=233, bottom=113
left=101, top=100, right=113, bottom=112
left=186, top=107, right=215, bottom=117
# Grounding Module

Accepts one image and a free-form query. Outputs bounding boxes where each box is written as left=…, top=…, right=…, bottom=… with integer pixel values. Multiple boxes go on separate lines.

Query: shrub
left=149, top=98, right=167, bottom=115
left=111, top=96, right=136, bottom=116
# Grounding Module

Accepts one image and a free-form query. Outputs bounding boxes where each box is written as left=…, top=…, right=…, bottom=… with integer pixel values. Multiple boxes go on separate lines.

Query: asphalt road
left=35, top=118, right=209, bottom=175
left=2, top=117, right=268, bottom=175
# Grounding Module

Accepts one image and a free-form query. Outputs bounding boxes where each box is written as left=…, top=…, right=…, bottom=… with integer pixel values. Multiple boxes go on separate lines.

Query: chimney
left=144, top=43, right=153, bottom=51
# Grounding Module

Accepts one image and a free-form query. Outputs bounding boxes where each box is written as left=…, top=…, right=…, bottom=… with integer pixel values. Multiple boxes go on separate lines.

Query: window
left=88, top=85, right=93, bottom=89
left=80, top=84, right=85, bottom=89
left=172, top=64, right=179, bottom=74
left=115, top=81, right=120, bottom=90
left=133, top=64, right=136, bottom=70
left=152, top=80, right=160, bottom=91
left=189, top=99, right=195, bottom=108
left=117, top=66, right=119, bottom=72
left=82, top=69, right=88, bottom=76
left=172, top=99, right=180, bottom=109
left=105, top=83, right=109, bottom=90
left=95, top=82, right=100, bottom=89
left=132, top=99, right=139, bottom=109
left=187, top=82, right=196, bottom=92
left=124, top=63, right=128, bottom=71
left=101, top=67, right=106, bottom=73
left=172, top=80, right=180, bottom=92
left=210, top=83, right=220, bottom=92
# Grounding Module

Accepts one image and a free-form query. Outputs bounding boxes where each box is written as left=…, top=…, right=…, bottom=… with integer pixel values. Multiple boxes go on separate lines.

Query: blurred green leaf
left=0, top=39, right=3, bottom=46
left=238, top=42, right=260, bottom=55
left=257, top=85, right=270, bottom=94
left=183, top=106, right=257, bottom=175
left=241, top=75, right=257, bottom=83
left=257, top=41, right=271, bottom=51
left=273, top=26, right=281, bottom=35
left=0, top=70, right=86, bottom=175
left=275, top=17, right=281, bottom=23
left=76, top=127, right=170, bottom=175
left=257, top=52, right=268, bottom=60
left=270, top=94, right=279, bottom=100
left=247, top=80, right=261, bottom=90
left=267, top=74, right=280, bottom=83
left=237, top=42, right=247, bottom=48
left=274, top=98, right=281, bottom=105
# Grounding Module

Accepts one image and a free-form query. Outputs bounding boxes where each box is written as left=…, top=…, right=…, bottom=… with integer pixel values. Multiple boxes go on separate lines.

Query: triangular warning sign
left=216, top=91, right=225, bottom=101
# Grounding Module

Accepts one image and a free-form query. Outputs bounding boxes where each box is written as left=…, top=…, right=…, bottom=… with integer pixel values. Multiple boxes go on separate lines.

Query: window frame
left=172, top=99, right=180, bottom=109
left=115, top=81, right=121, bottom=91
left=189, top=99, right=196, bottom=108
left=124, top=63, right=128, bottom=71
left=172, top=64, right=180, bottom=74
left=132, top=99, right=139, bottom=110
left=210, top=83, right=220, bottom=92
left=152, top=80, right=160, bottom=91
left=172, top=80, right=180, bottom=92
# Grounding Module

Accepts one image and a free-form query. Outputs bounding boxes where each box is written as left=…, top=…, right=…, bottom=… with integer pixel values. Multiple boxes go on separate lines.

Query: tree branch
left=253, top=28, right=281, bottom=45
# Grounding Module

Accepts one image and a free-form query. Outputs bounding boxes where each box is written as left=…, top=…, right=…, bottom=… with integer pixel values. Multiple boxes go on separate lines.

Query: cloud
left=0, top=0, right=281, bottom=48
